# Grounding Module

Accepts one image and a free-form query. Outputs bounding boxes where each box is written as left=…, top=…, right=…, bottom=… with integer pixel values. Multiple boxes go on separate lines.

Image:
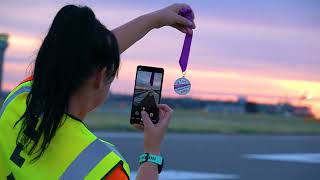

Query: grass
left=85, top=109, right=320, bottom=134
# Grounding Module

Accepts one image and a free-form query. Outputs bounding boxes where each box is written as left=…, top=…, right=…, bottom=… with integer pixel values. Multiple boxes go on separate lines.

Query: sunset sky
left=1, top=0, right=319, bottom=116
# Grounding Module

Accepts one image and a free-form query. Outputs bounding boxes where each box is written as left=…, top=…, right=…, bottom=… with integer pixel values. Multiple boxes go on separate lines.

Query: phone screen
left=130, top=66, right=164, bottom=124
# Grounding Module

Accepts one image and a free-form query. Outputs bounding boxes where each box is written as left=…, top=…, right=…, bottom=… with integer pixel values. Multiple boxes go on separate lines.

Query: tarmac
left=96, top=132, right=320, bottom=180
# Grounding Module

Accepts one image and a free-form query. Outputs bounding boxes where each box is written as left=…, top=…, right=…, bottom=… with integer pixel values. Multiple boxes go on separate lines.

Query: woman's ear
left=93, top=67, right=108, bottom=89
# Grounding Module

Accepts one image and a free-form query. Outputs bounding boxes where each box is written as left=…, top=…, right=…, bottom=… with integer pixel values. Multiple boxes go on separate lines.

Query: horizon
left=0, top=0, right=319, bottom=117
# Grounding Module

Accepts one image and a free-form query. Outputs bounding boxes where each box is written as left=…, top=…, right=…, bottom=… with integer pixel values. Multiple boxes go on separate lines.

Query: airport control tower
left=0, top=33, right=9, bottom=94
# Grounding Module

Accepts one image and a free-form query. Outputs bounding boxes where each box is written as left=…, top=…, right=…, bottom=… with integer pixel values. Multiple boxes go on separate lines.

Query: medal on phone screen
left=174, top=8, right=193, bottom=95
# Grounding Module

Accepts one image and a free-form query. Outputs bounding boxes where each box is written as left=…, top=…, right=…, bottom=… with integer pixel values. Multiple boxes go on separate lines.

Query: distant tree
left=245, top=102, right=258, bottom=113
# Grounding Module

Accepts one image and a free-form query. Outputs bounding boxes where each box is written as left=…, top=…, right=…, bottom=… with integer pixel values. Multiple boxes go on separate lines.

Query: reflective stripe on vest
left=61, top=139, right=121, bottom=179
left=0, top=85, right=31, bottom=119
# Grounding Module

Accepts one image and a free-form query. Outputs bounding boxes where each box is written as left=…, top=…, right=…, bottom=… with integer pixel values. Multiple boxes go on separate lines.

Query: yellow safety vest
left=0, top=80, right=130, bottom=179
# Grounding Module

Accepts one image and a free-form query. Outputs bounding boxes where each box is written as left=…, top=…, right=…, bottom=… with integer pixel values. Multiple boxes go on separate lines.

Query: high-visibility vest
left=0, top=80, right=130, bottom=179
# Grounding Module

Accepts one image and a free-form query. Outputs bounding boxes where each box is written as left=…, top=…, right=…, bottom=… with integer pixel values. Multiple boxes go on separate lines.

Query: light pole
left=0, top=33, right=9, bottom=94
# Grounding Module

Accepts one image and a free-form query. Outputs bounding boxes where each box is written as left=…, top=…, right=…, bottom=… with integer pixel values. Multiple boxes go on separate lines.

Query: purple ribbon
left=150, top=71, right=154, bottom=86
left=179, top=8, right=194, bottom=73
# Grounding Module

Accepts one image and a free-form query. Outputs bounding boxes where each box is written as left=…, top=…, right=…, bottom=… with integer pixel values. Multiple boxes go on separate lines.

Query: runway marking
left=244, top=153, right=320, bottom=164
left=130, top=170, right=239, bottom=180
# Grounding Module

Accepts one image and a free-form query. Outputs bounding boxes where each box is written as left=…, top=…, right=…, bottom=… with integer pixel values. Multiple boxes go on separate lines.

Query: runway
left=96, top=132, right=320, bottom=180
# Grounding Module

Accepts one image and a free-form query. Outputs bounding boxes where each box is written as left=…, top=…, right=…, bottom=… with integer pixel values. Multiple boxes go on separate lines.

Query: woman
left=0, top=3, right=195, bottom=180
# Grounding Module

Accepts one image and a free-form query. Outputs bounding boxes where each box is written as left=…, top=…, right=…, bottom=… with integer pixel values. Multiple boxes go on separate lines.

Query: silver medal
left=174, top=76, right=191, bottom=95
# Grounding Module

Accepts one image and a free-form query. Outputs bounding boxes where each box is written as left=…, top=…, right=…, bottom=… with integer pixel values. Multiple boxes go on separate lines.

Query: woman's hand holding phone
left=134, top=104, right=173, bottom=154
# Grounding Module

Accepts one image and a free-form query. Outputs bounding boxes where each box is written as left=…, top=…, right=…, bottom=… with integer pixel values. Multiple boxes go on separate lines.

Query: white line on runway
left=244, top=153, right=320, bottom=164
left=130, top=170, right=239, bottom=180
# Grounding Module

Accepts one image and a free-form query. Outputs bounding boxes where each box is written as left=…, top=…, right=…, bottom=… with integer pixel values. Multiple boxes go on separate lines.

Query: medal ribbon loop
left=179, top=8, right=194, bottom=74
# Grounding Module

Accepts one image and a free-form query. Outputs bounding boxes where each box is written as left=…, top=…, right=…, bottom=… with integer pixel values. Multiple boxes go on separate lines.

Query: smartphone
left=130, top=65, right=164, bottom=125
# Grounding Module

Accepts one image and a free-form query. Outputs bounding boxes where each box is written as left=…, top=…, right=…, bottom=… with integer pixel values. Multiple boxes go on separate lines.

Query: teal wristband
left=139, top=153, right=164, bottom=173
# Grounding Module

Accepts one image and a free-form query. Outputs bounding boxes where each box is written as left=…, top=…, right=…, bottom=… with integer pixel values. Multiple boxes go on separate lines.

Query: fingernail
left=188, top=21, right=192, bottom=26
left=141, top=111, right=146, bottom=116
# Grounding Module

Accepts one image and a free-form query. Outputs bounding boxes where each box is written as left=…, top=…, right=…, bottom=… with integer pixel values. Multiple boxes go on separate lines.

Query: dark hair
left=14, top=5, right=120, bottom=160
